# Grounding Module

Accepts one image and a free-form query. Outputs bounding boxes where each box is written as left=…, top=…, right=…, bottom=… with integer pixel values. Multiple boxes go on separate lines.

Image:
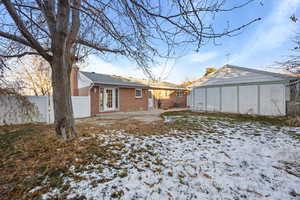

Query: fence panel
left=0, top=96, right=91, bottom=125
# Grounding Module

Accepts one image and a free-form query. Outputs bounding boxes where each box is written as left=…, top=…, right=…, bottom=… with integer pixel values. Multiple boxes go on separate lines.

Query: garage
left=188, top=65, right=298, bottom=116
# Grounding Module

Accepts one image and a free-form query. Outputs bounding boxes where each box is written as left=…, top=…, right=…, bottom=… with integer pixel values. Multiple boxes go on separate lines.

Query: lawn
left=1, top=112, right=300, bottom=200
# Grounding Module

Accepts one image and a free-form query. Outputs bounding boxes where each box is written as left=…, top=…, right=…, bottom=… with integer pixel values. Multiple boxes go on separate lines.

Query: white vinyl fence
left=188, top=83, right=287, bottom=116
left=0, top=96, right=90, bottom=125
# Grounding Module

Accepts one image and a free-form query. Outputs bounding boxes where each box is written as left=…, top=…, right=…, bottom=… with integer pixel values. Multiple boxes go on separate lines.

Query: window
left=106, top=89, right=113, bottom=108
left=165, top=90, right=169, bottom=97
left=135, top=88, right=142, bottom=98
left=176, top=90, right=183, bottom=97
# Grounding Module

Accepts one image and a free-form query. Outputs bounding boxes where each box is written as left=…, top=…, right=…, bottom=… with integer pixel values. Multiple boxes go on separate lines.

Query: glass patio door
left=104, top=88, right=118, bottom=111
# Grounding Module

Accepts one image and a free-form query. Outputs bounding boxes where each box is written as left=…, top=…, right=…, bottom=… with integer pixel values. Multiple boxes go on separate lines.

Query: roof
left=80, top=71, right=148, bottom=88
left=81, top=71, right=185, bottom=90
left=125, top=77, right=185, bottom=90
left=195, top=65, right=298, bottom=88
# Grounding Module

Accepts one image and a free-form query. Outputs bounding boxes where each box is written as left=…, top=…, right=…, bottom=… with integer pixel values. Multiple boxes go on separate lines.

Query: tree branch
left=0, top=52, right=45, bottom=58
left=67, top=0, right=81, bottom=48
left=35, top=0, right=56, bottom=36
left=0, top=31, right=32, bottom=47
left=76, top=39, right=126, bottom=54
left=2, top=0, right=51, bottom=61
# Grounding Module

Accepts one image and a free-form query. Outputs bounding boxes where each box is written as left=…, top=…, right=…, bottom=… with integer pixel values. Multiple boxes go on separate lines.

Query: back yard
left=1, top=111, right=300, bottom=200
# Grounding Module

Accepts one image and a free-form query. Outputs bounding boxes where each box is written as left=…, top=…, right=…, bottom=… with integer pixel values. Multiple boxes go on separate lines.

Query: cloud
left=82, top=55, right=146, bottom=78
left=82, top=55, right=201, bottom=84
left=189, top=52, right=218, bottom=63
left=230, top=0, right=300, bottom=64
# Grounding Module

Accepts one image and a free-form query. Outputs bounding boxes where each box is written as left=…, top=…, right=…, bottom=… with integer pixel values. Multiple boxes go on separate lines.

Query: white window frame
left=135, top=88, right=143, bottom=98
left=176, top=90, right=183, bottom=97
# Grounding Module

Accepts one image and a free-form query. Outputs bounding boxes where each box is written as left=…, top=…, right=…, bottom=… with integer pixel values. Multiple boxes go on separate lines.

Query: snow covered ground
left=42, top=115, right=300, bottom=200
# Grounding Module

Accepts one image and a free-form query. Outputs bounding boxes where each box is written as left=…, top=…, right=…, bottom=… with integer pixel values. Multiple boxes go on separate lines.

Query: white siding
left=239, top=85, right=258, bottom=114
left=207, top=88, right=220, bottom=112
left=221, top=86, right=238, bottom=113
left=194, top=88, right=205, bottom=110
left=78, top=72, right=92, bottom=88
left=187, top=92, right=192, bottom=108
left=260, top=84, right=285, bottom=116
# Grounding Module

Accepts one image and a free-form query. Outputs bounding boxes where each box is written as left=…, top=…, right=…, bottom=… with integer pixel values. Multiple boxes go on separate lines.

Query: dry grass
left=0, top=123, right=114, bottom=199
left=162, top=110, right=298, bottom=127
left=0, top=119, right=186, bottom=199
left=287, top=116, right=300, bottom=127
left=0, top=111, right=298, bottom=199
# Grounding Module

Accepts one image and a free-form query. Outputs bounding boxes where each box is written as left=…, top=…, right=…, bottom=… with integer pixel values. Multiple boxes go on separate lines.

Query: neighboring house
left=71, top=67, right=187, bottom=115
left=188, top=65, right=299, bottom=116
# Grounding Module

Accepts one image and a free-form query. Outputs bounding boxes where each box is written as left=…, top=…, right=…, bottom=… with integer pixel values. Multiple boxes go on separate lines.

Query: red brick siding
left=90, top=86, right=100, bottom=116
left=90, top=86, right=148, bottom=116
left=119, top=88, right=148, bottom=112
left=70, top=67, right=79, bottom=96
left=151, top=88, right=187, bottom=109
left=78, top=87, right=90, bottom=96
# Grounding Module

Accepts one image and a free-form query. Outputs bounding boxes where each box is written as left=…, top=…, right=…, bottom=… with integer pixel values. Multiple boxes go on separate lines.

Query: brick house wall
left=78, top=87, right=89, bottom=96
left=71, top=67, right=186, bottom=114
left=90, top=86, right=103, bottom=116
left=151, top=88, right=187, bottom=109
left=70, top=66, right=79, bottom=96
left=119, top=88, right=148, bottom=112
left=89, top=86, right=148, bottom=116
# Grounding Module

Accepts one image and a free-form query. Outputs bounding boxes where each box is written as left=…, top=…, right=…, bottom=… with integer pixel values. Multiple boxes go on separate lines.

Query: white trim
left=103, top=88, right=118, bottom=111
left=176, top=90, right=184, bottom=97
left=99, top=88, right=103, bottom=112
left=78, top=72, right=93, bottom=88
left=135, top=88, right=143, bottom=98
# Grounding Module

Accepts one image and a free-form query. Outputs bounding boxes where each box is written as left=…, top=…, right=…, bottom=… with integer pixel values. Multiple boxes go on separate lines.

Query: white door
left=104, top=88, right=115, bottom=111
left=148, top=90, right=154, bottom=109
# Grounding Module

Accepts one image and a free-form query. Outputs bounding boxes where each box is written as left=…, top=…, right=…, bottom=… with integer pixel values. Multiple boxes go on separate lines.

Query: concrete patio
left=77, top=108, right=187, bottom=125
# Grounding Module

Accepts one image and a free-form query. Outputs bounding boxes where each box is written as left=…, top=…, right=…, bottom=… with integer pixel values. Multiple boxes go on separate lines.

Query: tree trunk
left=51, top=55, right=77, bottom=140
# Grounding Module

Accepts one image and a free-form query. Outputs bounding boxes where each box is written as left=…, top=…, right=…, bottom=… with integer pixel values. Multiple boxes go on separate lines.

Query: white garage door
left=239, top=85, right=258, bottom=114
left=194, top=88, right=205, bottom=110
left=207, top=87, right=220, bottom=112
left=191, top=83, right=286, bottom=116
left=260, top=84, right=285, bottom=116
left=221, top=86, right=238, bottom=113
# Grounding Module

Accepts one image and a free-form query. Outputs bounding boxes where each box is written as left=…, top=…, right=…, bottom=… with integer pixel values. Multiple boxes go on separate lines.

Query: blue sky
left=83, top=0, right=300, bottom=83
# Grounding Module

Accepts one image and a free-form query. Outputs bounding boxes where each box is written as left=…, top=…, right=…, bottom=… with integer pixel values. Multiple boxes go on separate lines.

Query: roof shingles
left=195, top=65, right=298, bottom=88
left=80, top=71, right=148, bottom=88
left=80, top=71, right=185, bottom=89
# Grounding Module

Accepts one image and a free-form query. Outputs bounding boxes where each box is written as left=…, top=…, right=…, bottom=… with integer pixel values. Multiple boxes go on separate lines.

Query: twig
left=272, top=165, right=300, bottom=178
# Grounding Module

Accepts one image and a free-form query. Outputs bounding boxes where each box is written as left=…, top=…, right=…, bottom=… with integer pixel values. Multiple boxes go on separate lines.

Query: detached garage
left=188, top=65, right=299, bottom=116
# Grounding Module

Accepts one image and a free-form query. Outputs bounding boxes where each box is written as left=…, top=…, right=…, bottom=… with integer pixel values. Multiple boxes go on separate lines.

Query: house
left=71, top=67, right=187, bottom=115
left=124, top=77, right=188, bottom=109
left=188, top=65, right=299, bottom=116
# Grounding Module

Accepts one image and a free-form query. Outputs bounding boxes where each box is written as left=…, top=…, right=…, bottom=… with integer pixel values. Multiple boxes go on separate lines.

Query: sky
left=82, top=0, right=300, bottom=84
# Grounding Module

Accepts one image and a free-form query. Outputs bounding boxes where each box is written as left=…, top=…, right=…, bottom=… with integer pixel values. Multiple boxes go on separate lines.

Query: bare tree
left=7, top=56, right=52, bottom=95
left=277, top=14, right=300, bottom=73
left=279, top=32, right=300, bottom=73
left=0, top=0, right=260, bottom=140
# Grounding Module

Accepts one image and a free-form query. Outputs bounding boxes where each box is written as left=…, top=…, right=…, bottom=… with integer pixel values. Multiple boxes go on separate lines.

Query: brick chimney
left=70, top=65, right=79, bottom=96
